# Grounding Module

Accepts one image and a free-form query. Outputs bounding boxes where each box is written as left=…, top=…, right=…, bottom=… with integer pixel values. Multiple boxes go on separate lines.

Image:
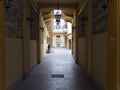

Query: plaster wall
left=6, top=38, right=24, bottom=88
left=30, top=40, right=37, bottom=68
left=72, top=31, right=76, bottom=59
left=78, top=37, right=86, bottom=68
left=91, top=32, right=108, bottom=89
left=52, top=34, right=65, bottom=47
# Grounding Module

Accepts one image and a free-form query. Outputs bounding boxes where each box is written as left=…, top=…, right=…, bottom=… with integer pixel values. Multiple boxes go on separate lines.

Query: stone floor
left=14, top=48, right=98, bottom=90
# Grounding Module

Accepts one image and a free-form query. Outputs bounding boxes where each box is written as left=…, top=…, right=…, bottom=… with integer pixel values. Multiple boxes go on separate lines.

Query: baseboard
left=6, top=76, right=23, bottom=90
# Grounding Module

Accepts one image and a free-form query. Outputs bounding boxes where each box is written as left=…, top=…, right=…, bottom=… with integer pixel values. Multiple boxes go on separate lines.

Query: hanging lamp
left=54, top=0, right=61, bottom=25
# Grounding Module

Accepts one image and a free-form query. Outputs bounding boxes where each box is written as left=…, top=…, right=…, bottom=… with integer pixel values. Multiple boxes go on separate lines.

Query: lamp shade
left=54, top=11, right=61, bottom=25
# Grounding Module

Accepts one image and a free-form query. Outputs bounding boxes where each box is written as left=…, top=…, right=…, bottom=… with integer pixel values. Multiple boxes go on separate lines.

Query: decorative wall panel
left=92, top=0, right=108, bottom=34
left=6, top=0, right=23, bottom=38
left=29, top=4, right=38, bottom=40
left=79, top=11, right=86, bottom=38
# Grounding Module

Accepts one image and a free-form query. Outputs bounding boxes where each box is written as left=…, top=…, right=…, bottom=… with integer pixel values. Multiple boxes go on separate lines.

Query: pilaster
left=0, top=0, right=6, bottom=90
left=23, top=0, right=30, bottom=75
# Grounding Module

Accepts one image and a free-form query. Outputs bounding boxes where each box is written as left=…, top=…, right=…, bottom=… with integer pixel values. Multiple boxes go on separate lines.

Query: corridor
left=14, top=48, right=98, bottom=90
left=0, top=0, right=119, bottom=90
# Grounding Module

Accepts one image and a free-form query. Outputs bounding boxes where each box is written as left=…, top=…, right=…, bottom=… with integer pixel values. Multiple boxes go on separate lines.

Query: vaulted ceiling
left=36, top=0, right=80, bottom=33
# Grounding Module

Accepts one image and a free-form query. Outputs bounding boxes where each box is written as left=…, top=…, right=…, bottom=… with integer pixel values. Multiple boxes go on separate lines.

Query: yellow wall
left=72, top=31, right=76, bottom=59
left=77, top=0, right=108, bottom=89
left=5, top=0, right=40, bottom=89
left=77, top=0, right=89, bottom=71
left=52, top=35, right=56, bottom=47
left=41, top=21, right=50, bottom=56
left=23, top=0, right=30, bottom=73
left=44, top=23, right=49, bottom=54
left=30, top=40, right=37, bottom=68
left=6, top=38, right=24, bottom=88
left=38, top=14, right=50, bottom=58
left=91, top=32, right=108, bottom=89
left=39, top=13, right=44, bottom=58
left=61, top=35, right=65, bottom=47
left=78, top=37, right=86, bottom=69
left=66, top=34, right=72, bottom=49
left=87, top=0, right=92, bottom=73
left=52, top=32, right=66, bottom=47
left=0, top=1, right=6, bottom=90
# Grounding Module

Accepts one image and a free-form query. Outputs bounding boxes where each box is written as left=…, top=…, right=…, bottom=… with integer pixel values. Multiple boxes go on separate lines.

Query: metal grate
left=51, top=74, right=64, bottom=78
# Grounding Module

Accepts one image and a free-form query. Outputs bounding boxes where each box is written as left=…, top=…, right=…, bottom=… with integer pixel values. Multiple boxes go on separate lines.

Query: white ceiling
left=37, top=0, right=79, bottom=4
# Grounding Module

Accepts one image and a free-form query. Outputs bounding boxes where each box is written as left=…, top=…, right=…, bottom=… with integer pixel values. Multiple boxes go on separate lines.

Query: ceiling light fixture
left=5, top=0, right=13, bottom=10
left=100, top=0, right=108, bottom=11
left=54, top=0, right=61, bottom=25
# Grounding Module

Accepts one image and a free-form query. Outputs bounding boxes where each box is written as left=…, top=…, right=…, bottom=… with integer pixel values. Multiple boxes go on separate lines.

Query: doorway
left=56, top=35, right=61, bottom=48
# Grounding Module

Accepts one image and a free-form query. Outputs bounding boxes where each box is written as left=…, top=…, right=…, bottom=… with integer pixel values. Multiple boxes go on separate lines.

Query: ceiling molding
left=42, top=12, right=51, bottom=16
left=43, top=16, right=53, bottom=20
left=45, top=21, right=52, bottom=25
left=62, top=13, right=73, bottom=19
left=44, top=17, right=53, bottom=22
left=63, top=18, right=72, bottom=23
left=62, top=10, right=74, bottom=14
left=64, top=14, right=74, bottom=18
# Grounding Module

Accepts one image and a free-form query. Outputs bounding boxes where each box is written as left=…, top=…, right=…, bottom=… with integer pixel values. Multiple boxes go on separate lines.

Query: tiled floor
left=14, top=48, right=98, bottom=90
